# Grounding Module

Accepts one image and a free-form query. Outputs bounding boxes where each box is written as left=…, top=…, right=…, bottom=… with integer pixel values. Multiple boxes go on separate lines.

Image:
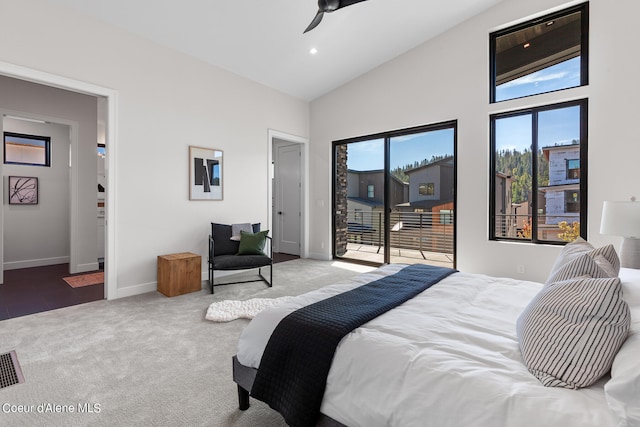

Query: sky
left=495, top=104, right=580, bottom=152
left=495, top=57, right=581, bottom=152
left=346, top=58, right=581, bottom=170
left=5, top=135, right=47, bottom=147
left=495, top=56, right=581, bottom=101
left=347, top=128, right=455, bottom=171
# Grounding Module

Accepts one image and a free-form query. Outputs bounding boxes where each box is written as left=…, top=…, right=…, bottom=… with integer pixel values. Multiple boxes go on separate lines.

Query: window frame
left=564, top=190, right=580, bottom=213
left=332, top=120, right=457, bottom=266
left=419, top=182, right=435, bottom=196
left=439, top=209, right=453, bottom=225
left=489, top=98, right=588, bottom=244
left=489, top=2, right=589, bottom=103
left=3, top=131, right=51, bottom=167
left=566, top=158, right=580, bottom=179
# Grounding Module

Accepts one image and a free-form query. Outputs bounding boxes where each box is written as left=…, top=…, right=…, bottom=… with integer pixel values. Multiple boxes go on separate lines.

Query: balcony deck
left=340, top=242, right=454, bottom=268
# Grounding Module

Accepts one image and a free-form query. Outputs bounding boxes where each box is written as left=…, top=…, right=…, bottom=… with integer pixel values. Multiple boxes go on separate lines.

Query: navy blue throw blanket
left=251, top=264, right=457, bottom=427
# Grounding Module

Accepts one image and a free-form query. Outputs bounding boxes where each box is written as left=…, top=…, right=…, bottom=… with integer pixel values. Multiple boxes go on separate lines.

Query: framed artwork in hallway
left=8, top=176, right=38, bottom=205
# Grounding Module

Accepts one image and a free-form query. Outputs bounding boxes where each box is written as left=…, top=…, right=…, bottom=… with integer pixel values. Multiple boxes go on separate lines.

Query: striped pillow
left=517, top=276, right=631, bottom=389
left=546, top=241, right=619, bottom=285
left=546, top=237, right=593, bottom=280
left=589, top=244, right=620, bottom=276
left=546, top=253, right=609, bottom=284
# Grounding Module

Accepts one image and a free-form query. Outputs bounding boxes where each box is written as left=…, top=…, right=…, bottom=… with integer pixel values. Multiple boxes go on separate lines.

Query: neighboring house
left=345, top=165, right=455, bottom=253
left=346, top=169, right=408, bottom=243
left=494, top=144, right=580, bottom=241
left=399, top=157, right=454, bottom=213
left=346, top=169, right=408, bottom=215
left=494, top=172, right=517, bottom=238
left=539, top=144, right=580, bottom=225
left=394, top=157, right=455, bottom=253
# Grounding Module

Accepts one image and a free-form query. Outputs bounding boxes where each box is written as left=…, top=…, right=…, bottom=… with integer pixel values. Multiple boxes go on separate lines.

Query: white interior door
left=275, top=143, right=301, bottom=255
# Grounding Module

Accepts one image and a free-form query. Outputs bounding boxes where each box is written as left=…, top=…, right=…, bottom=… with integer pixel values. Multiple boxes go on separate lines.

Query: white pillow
left=605, top=331, right=640, bottom=424
left=604, top=268, right=640, bottom=424
left=230, top=223, right=252, bottom=241
left=517, top=276, right=631, bottom=389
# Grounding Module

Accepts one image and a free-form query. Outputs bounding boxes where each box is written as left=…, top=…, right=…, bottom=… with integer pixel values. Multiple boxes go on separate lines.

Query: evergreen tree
left=495, top=148, right=549, bottom=204
left=391, top=155, right=450, bottom=182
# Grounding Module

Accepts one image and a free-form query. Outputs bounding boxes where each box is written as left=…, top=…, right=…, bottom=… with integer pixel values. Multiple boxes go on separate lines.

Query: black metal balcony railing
left=494, top=213, right=580, bottom=241
left=345, top=210, right=454, bottom=257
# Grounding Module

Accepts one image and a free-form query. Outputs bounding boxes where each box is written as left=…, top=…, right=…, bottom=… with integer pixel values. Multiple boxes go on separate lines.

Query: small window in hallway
left=4, top=132, right=51, bottom=167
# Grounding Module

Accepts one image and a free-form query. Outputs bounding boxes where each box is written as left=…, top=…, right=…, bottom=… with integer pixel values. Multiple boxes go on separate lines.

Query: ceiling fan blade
left=336, top=0, right=368, bottom=10
left=303, top=0, right=368, bottom=33
left=304, top=10, right=325, bottom=33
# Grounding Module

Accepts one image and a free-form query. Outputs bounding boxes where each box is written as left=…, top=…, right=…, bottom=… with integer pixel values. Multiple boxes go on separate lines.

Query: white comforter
left=237, top=264, right=616, bottom=427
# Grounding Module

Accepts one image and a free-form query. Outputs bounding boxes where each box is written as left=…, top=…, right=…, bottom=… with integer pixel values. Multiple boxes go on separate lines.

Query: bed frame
left=232, top=356, right=346, bottom=427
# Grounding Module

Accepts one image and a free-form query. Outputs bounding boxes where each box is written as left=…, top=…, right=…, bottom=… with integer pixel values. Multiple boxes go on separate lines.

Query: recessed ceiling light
left=523, top=43, right=531, bottom=48
left=309, top=48, right=318, bottom=55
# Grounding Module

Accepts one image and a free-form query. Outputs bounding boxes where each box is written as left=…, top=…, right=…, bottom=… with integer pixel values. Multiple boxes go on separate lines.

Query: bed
left=233, top=241, right=639, bottom=427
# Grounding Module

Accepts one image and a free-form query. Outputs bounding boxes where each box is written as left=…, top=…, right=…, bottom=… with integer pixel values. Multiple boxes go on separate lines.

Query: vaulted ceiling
left=44, top=0, right=505, bottom=100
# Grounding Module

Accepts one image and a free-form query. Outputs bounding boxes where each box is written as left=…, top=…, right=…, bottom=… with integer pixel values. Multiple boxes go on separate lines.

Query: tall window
left=490, top=3, right=588, bottom=103
left=490, top=99, right=587, bottom=243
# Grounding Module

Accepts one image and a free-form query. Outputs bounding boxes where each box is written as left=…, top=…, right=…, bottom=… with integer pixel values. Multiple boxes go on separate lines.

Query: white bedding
left=236, top=264, right=622, bottom=427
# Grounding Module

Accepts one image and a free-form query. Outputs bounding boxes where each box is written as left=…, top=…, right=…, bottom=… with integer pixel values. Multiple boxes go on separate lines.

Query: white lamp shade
left=600, top=201, right=640, bottom=238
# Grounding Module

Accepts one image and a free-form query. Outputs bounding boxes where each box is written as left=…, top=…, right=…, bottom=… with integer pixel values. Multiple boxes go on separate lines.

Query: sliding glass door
left=334, top=139, right=386, bottom=264
left=333, top=122, right=456, bottom=267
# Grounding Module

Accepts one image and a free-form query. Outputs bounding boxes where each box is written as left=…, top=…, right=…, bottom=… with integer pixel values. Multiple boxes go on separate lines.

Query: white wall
left=2, top=119, right=71, bottom=269
left=0, top=0, right=309, bottom=296
left=309, top=0, right=640, bottom=282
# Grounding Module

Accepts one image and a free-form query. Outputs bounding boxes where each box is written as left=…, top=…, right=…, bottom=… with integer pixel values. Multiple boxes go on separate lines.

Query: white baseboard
left=116, top=280, right=210, bottom=299
left=308, top=252, right=332, bottom=261
left=116, top=281, right=158, bottom=299
left=76, top=262, right=100, bottom=273
left=3, top=256, right=70, bottom=271
left=114, top=270, right=264, bottom=300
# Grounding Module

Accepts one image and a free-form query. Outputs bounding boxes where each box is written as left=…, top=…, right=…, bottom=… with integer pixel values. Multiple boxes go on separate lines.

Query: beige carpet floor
left=0, top=259, right=374, bottom=427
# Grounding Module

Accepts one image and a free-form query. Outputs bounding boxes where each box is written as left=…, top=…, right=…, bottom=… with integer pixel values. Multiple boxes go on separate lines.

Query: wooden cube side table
left=157, top=252, right=202, bottom=297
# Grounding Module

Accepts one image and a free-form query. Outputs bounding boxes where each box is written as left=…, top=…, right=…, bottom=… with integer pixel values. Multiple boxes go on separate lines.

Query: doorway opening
left=0, top=61, right=118, bottom=307
left=0, top=111, right=104, bottom=319
left=268, top=129, right=309, bottom=261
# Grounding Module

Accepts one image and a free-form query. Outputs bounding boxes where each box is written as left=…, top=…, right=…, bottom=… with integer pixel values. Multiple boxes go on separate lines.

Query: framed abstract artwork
left=189, top=146, right=223, bottom=201
left=8, top=176, right=39, bottom=205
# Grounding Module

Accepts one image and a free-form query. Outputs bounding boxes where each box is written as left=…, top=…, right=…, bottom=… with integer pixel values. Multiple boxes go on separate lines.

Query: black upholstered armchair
left=208, top=223, right=273, bottom=294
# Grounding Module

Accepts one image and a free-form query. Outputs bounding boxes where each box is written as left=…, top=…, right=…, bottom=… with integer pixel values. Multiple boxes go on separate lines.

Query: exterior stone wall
left=335, top=144, right=348, bottom=256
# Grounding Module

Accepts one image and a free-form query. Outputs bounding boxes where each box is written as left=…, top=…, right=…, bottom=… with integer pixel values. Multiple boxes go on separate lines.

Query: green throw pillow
left=237, top=230, right=269, bottom=255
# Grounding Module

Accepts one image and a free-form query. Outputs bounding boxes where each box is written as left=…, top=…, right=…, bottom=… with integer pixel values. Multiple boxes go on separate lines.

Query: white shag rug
left=205, top=296, right=293, bottom=322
